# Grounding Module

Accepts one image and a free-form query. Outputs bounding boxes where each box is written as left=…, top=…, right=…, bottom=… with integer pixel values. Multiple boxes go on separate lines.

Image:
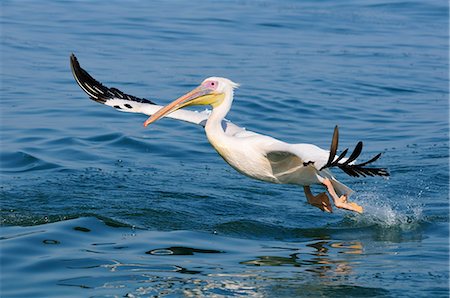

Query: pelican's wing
left=70, top=54, right=245, bottom=135
left=265, top=126, right=389, bottom=178
left=265, top=141, right=328, bottom=175
left=265, top=150, right=305, bottom=178
left=319, top=126, right=389, bottom=177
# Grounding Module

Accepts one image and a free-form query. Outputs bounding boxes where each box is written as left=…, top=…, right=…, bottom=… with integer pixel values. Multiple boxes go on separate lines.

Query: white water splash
left=347, top=192, right=424, bottom=229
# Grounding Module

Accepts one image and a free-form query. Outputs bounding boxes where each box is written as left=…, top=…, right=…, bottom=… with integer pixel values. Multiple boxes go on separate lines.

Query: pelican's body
left=204, top=102, right=327, bottom=186
left=71, top=55, right=388, bottom=214
left=214, top=137, right=325, bottom=186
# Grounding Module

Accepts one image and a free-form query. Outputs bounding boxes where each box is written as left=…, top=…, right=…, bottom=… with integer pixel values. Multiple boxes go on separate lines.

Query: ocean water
left=1, top=0, right=448, bottom=297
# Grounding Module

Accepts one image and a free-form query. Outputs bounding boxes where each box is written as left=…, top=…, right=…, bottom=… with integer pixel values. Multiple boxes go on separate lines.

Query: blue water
left=1, top=0, right=448, bottom=297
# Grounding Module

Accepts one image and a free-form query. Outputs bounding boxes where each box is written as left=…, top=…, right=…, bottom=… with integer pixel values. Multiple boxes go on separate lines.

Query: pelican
left=70, top=54, right=388, bottom=214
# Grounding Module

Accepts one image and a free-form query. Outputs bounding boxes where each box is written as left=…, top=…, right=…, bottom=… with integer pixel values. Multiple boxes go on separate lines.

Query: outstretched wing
left=70, top=54, right=247, bottom=136
left=264, top=126, right=389, bottom=178
left=70, top=54, right=243, bottom=131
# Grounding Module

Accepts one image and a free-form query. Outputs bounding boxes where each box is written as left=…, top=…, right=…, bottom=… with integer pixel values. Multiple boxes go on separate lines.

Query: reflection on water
left=242, top=254, right=301, bottom=267
left=241, top=240, right=363, bottom=281
left=147, top=246, right=223, bottom=256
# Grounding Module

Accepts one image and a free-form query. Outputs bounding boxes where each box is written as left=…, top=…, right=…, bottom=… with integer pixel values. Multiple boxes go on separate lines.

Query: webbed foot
left=322, top=178, right=363, bottom=214
left=304, top=186, right=333, bottom=213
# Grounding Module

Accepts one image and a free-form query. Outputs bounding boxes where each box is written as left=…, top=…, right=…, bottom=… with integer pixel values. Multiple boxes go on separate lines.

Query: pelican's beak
left=144, top=85, right=223, bottom=127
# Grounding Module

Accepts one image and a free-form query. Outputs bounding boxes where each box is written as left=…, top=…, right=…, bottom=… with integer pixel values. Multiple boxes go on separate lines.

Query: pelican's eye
left=204, top=80, right=218, bottom=90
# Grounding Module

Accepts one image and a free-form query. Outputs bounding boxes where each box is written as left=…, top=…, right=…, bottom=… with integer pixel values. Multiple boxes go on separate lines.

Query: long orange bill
left=143, top=85, right=210, bottom=127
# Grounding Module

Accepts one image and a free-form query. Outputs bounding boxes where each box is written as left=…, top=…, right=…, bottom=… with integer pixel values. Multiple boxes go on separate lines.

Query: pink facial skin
left=202, top=80, right=218, bottom=90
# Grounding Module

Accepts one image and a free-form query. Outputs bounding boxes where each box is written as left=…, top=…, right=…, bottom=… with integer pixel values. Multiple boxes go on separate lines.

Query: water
left=1, top=0, right=448, bottom=297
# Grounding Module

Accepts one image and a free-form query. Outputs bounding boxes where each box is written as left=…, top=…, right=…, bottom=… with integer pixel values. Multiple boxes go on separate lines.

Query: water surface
left=1, top=0, right=448, bottom=297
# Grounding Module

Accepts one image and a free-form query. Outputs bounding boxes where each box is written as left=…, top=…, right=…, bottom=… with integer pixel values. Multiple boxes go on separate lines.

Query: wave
left=0, top=151, right=60, bottom=173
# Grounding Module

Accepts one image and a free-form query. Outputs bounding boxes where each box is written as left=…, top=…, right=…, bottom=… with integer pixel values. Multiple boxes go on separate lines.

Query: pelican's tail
left=320, top=126, right=389, bottom=178
left=70, top=53, right=155, bottom=107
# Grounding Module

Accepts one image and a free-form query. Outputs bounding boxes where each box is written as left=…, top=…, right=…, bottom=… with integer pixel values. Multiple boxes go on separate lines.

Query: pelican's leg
left=322, top=179, right=363, bottom=213
left=303, top=186, right=333, bottom=213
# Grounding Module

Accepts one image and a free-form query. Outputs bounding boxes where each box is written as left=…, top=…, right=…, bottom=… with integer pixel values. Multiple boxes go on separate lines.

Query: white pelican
left=71, top=54, right=388, bottom=214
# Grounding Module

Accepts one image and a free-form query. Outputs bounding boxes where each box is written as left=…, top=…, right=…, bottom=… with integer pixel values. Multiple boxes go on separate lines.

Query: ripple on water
left=0, top=151, right=61, bottom=173
left=1, top=217, right=404, bottom=297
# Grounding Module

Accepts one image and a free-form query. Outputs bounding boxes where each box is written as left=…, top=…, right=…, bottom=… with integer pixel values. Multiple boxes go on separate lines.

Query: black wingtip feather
left=333, top=148, right=349, bottom=165
left=70, top=53, right=107, bottom=103
left=323, top=125, right=339, bottom=170
left=356, top=153, right=382, bottom=167
left=320, top=125, right=389, bottom=178
left=70, top=53, right=155, bottom=105
left=343, top=141, right=363, bottom=166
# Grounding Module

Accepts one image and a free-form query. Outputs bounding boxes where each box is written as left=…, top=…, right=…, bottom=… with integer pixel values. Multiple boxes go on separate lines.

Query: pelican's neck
left=205, top=89, right=233, bottom=139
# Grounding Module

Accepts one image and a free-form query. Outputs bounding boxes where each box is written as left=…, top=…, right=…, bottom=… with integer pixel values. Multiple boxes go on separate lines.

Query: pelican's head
left=144, top=77, right=239, bottom=127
